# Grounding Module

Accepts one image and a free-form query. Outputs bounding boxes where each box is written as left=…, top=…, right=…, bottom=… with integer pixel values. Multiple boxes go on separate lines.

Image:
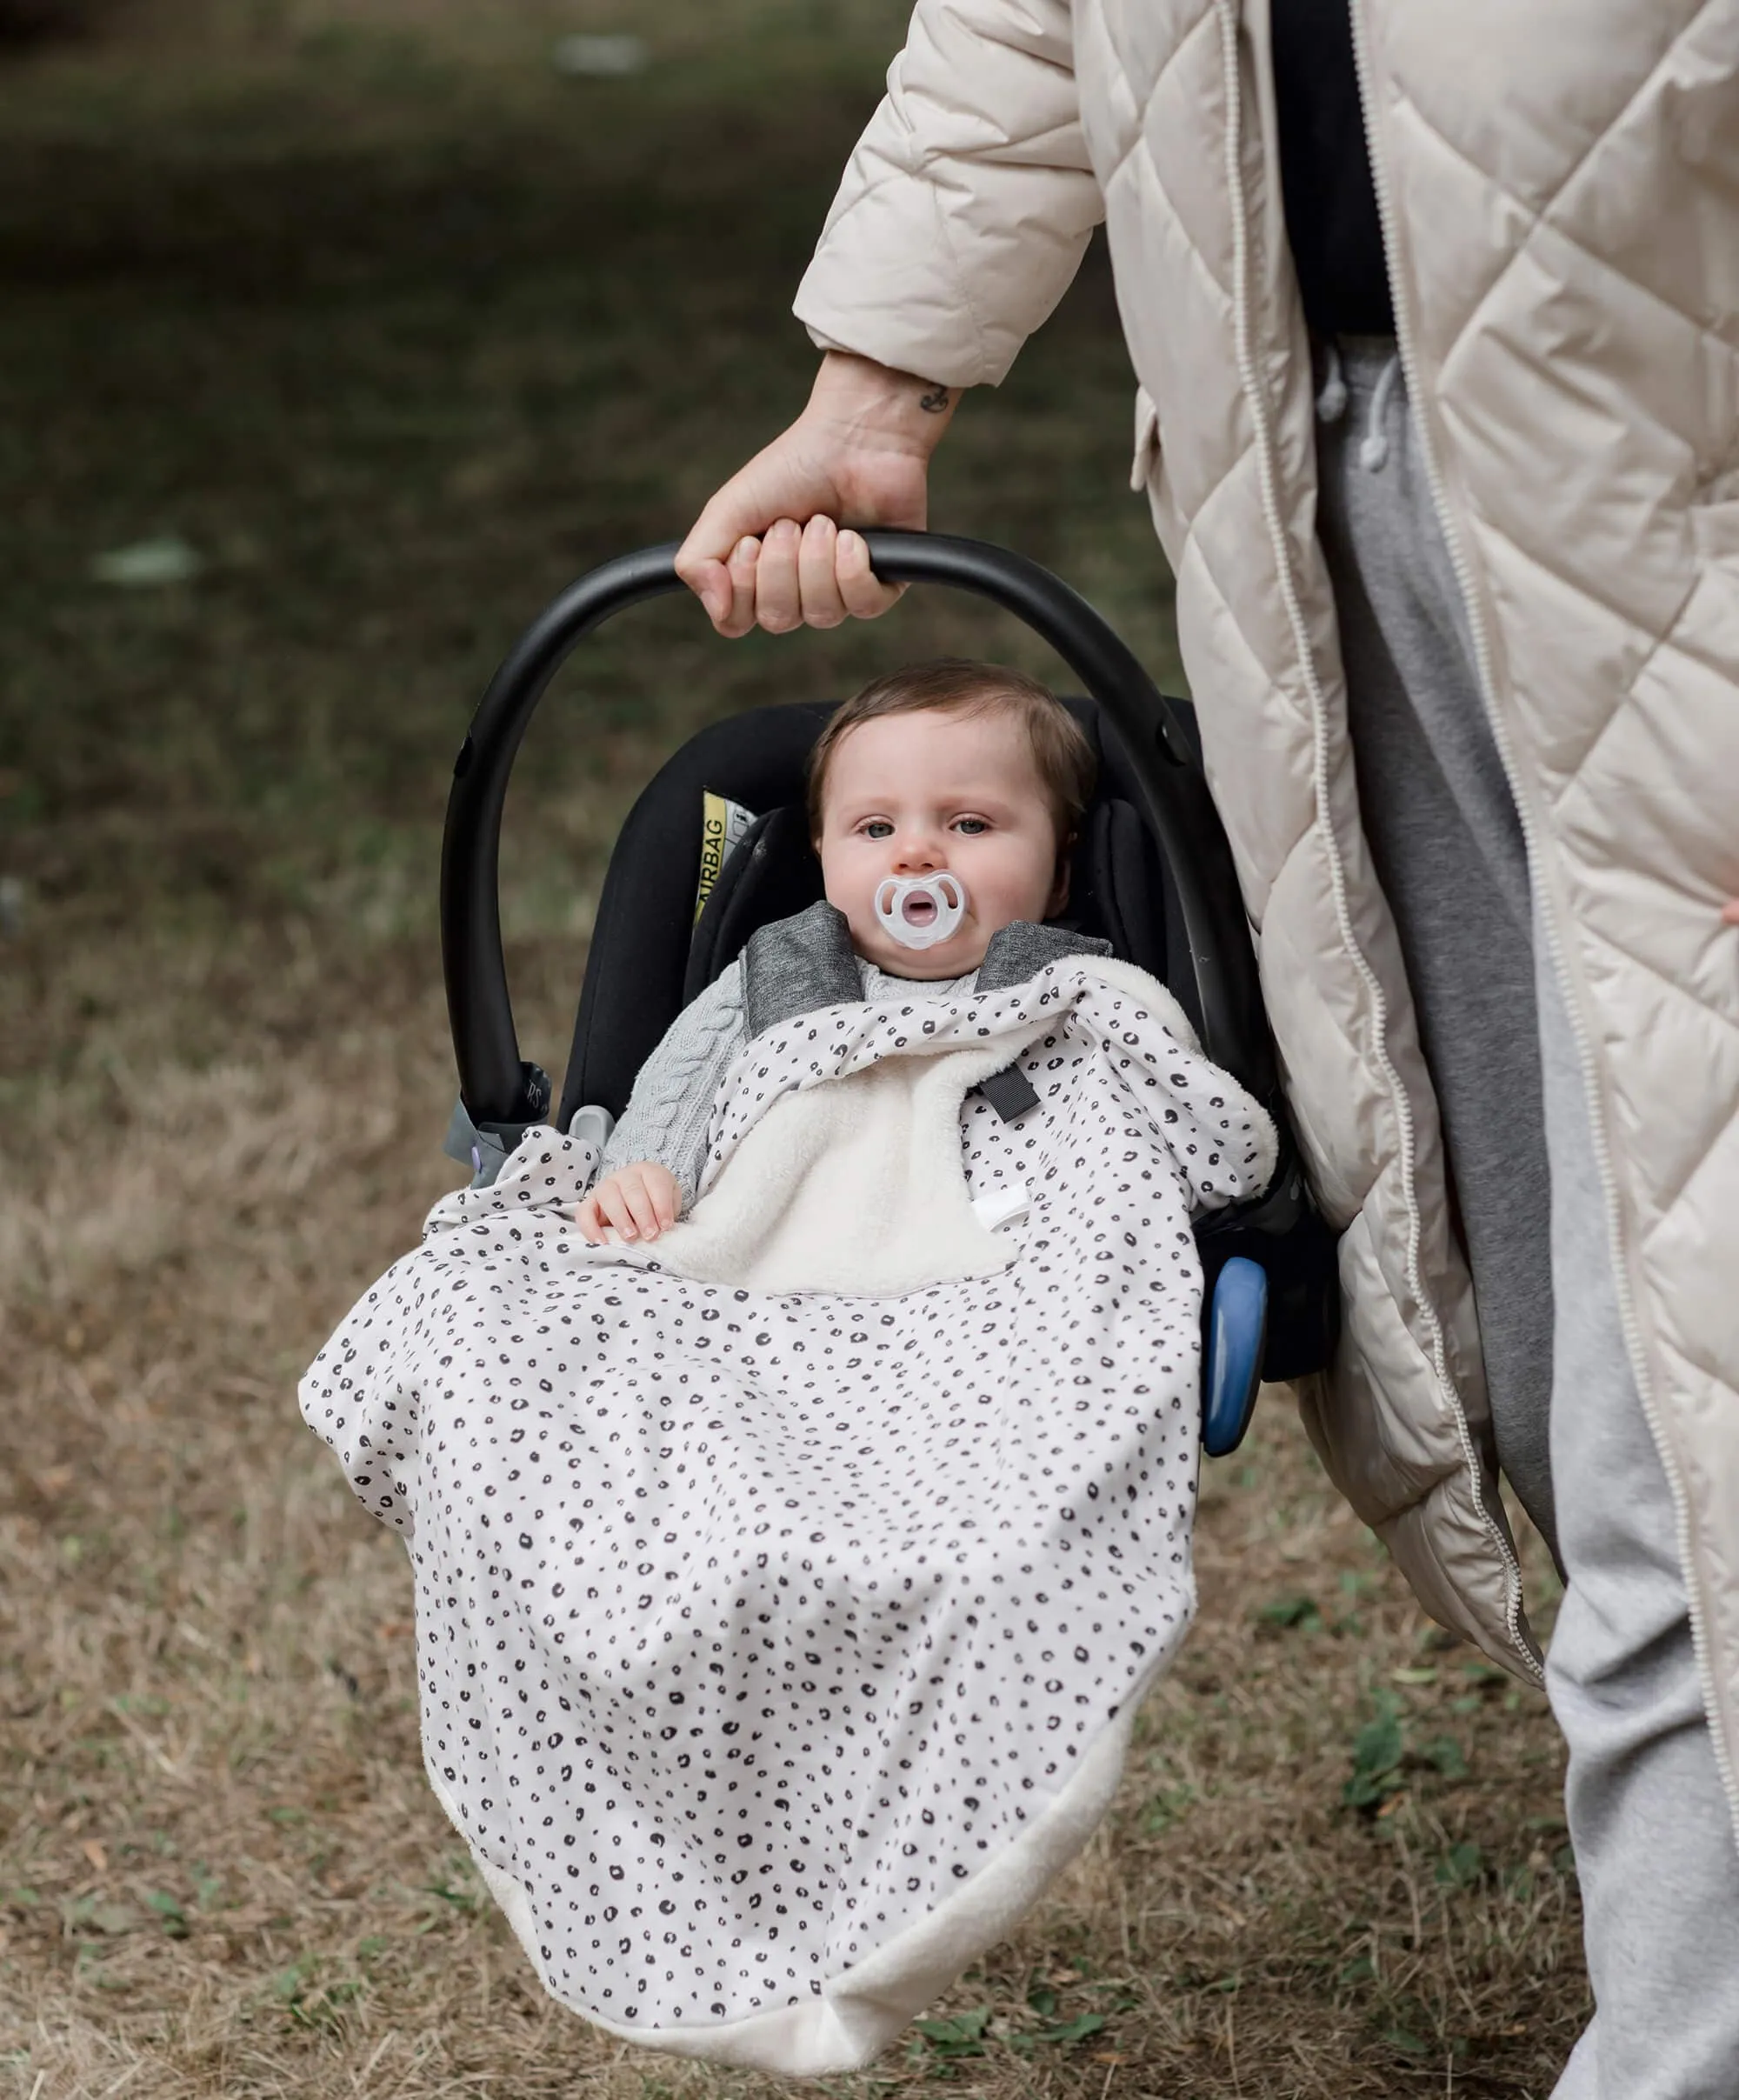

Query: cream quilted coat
left=793, top=0, right=1739, bottom=1821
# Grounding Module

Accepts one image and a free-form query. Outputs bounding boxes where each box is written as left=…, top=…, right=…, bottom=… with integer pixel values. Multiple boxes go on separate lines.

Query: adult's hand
left=676, top=350, right=961, bottom=637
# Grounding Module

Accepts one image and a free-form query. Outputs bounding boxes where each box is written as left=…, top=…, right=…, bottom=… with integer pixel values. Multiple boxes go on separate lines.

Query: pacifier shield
left=873, top=872, right=969, bottom=950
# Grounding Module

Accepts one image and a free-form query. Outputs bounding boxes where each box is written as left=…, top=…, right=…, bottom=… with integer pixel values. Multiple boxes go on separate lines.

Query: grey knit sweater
left=597, top=957, right=975, bottom=1207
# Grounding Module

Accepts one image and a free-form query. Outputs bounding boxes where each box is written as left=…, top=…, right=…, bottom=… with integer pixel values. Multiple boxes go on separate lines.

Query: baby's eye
left=860, top=820, right=894, bottom=840
left=952, top=817, right=990, bottom=836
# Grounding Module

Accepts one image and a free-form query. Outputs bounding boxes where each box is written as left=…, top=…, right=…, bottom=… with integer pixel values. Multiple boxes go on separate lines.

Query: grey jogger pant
left=1314, top=337, right=1739, bottom=2099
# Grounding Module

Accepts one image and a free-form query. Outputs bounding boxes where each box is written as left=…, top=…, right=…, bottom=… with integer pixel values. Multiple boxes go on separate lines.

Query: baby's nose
left=890, top=831, right=945, bottom=873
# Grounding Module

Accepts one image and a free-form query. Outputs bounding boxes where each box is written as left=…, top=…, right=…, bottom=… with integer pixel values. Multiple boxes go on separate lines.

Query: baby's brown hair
left=806, top=658, right=1097, bottom=843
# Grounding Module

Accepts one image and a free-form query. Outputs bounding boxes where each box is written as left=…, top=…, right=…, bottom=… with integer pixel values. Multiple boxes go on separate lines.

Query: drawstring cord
left=1360, top=353, right=1401, bottom=472
left=1315, top=340, right=1347, bottom=423
left=1315, top=339, right=1402, bottom=473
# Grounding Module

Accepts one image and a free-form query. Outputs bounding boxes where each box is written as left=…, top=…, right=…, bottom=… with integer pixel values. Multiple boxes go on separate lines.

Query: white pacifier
left=873, top=871, right=969, bottom=950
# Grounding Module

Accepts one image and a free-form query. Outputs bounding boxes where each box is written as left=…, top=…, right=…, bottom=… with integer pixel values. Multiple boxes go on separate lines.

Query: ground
left=0, top=4, right=1582, bottom=2093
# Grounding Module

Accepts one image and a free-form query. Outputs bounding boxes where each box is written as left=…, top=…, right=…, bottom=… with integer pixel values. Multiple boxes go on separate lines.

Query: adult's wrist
left=809, top=350, right=963, bottom=457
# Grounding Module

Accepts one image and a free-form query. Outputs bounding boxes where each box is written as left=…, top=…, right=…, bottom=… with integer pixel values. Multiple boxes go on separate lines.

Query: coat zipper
left=1209, top=0, right=1536, bottom=1677
left=1344, top=2, right=1739, bottom=1823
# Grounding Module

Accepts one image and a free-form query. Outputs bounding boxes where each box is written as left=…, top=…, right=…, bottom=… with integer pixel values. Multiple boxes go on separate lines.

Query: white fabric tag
left=970, top=1178, right=1030, bottom=1231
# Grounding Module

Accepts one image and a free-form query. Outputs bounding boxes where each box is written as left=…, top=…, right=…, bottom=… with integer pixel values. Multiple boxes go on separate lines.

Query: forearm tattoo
left=918, top=383, right=950, bottom=414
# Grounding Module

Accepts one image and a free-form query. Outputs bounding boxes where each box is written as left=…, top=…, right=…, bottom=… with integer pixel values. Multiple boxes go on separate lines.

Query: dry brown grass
left=0, top=3, right=1588, bottom=2092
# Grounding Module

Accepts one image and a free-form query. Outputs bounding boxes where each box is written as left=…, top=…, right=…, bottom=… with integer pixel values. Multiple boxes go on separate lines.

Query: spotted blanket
left=300, top=958, right=1275, bottom=2073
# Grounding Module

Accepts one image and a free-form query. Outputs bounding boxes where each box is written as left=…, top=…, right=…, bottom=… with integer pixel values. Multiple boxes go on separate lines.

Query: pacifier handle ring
left=874, top=874, right=959, bottom=917
left=873, top=871, right=968, bottom=950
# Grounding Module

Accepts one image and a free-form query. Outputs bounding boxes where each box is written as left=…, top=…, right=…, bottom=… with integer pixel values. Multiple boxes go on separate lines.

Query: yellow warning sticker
left=695, top=790, right=756, bottom=923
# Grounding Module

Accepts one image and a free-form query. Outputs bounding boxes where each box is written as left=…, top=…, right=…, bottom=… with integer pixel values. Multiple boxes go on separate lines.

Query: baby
left=574, top=657, right=1097, bottom=1244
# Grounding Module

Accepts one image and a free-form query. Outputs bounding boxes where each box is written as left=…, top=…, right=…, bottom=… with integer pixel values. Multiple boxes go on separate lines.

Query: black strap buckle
left=974, top=1064, right=1040, bottom=1123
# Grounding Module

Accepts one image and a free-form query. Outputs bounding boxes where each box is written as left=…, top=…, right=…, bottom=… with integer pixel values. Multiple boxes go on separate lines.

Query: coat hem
left=1220, top=0, right=1536, bottom=1677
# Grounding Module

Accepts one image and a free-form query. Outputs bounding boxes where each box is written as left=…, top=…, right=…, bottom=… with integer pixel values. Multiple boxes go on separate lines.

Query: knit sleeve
left=596, top=962, right=749, bottom=1210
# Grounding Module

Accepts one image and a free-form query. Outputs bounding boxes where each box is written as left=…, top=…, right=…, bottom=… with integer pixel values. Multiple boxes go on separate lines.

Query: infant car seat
left=440, top=532, right=1339, bottom=1454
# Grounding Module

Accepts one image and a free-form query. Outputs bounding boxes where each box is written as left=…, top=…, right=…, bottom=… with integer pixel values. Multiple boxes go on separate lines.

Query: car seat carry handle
left=444, top=543, right=678, bottom=1127
left=443, top=531, right=1274, bottom=1127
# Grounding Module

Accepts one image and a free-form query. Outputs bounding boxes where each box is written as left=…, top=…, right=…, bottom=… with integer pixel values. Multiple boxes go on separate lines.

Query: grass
left=0, top=3, right=1583, bottom=2092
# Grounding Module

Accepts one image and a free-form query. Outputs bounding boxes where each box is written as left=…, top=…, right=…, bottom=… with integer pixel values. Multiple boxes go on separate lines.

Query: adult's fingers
left=737, top=522, right=900, bottom=632
left=573, top=1197, right=604, bottom=1246
left=754, top=518, right=804, bottom=635
left=723, top=537, right=760, bottom=639
left=678, top=552, right=732, bottom=629
left=796, top=516, right=848, bottom=630
left=836, top=529, right=904, bottom=619
left=677, top=477, right=777, bottom=626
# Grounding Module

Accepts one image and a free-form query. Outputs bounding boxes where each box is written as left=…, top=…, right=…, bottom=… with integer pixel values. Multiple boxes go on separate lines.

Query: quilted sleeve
left=792, top=0, right=1101, bottom=389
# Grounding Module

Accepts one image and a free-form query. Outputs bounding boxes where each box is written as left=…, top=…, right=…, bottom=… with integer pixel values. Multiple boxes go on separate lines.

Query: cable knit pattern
left=597, top=956, right=974, bottom=1208
left=597, top=963, right=750, bottom=1208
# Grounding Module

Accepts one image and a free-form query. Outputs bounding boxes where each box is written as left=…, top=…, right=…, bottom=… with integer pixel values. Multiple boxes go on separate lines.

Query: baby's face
left=815, top=706, right=1069, bottom=978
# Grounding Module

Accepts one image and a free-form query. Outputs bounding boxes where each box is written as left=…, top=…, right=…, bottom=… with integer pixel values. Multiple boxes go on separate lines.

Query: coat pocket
left=1129, top=383, right=1162, bottom=493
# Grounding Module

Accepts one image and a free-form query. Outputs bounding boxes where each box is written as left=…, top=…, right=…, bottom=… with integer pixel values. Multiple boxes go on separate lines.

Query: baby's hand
left=574, top=1161, right=682, bottom=1246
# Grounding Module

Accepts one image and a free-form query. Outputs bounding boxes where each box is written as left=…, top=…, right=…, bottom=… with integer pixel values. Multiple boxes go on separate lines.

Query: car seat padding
left=684, top=805, right=824, bottom=1009
left=558, top=703, right=830, bottom=1128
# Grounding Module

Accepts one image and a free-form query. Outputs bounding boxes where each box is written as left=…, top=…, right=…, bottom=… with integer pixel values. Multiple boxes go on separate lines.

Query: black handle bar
left=442, top=530, right=1275, bottom=1127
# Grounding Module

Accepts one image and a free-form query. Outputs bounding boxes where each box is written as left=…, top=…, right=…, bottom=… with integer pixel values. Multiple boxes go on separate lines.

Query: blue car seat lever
left=1203, top=1256, right=1269, bottom=1458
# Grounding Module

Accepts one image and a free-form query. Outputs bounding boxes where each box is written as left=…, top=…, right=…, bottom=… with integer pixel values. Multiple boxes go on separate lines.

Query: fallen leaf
left=90, top=535, right=203, bottom=589
left=80, top=1840, right=108, bottom=1872
left=551, top=32, right=649, bottom=75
